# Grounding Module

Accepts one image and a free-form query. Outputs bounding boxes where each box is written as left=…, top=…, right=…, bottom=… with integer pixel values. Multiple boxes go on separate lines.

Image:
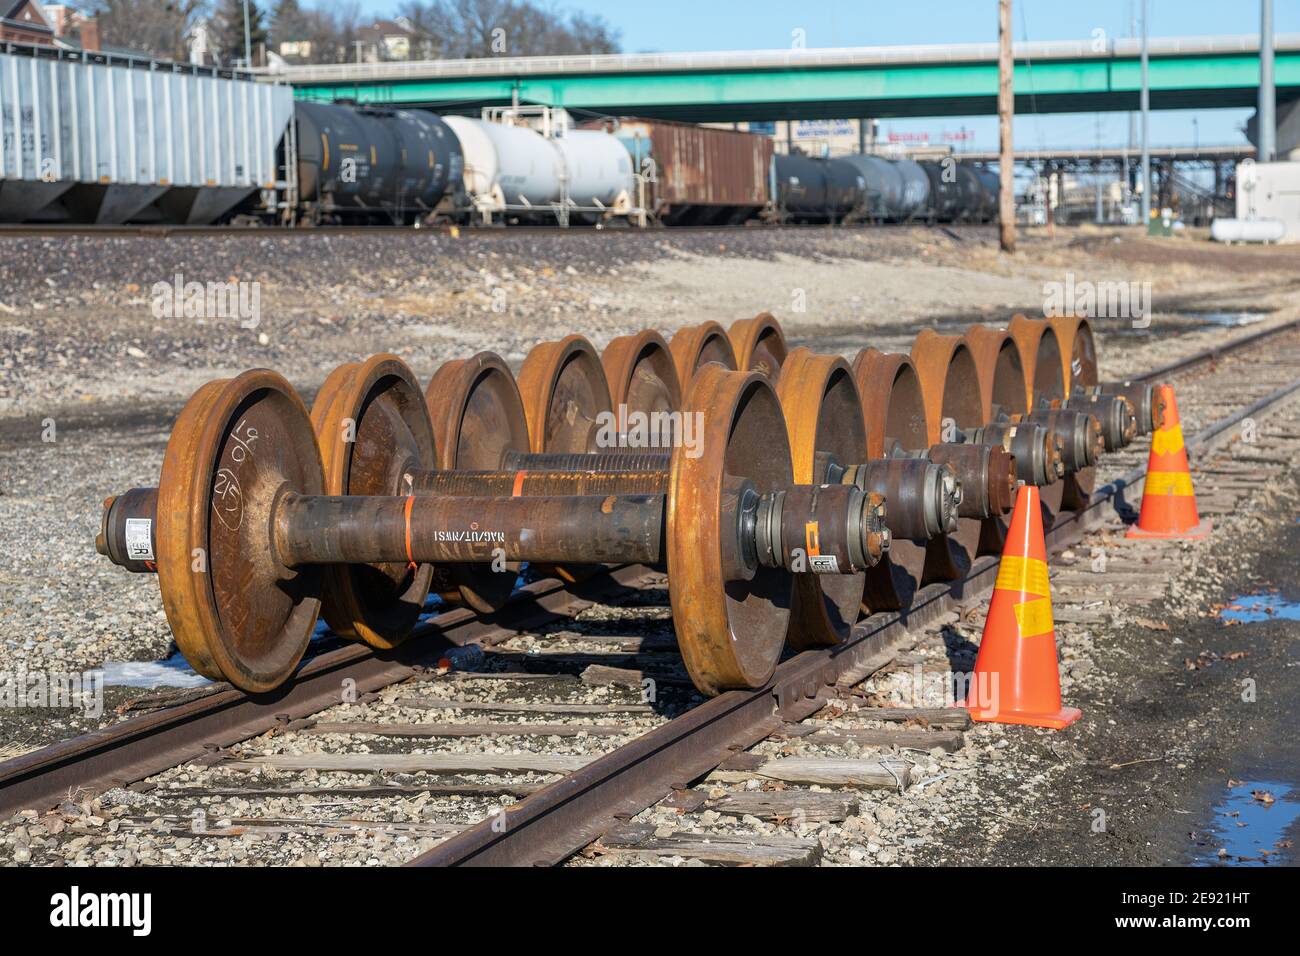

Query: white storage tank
left=1230, top=159, right=1300, bottom=243
left=1210, top=217, right=1288, bottom=243
left=554, top=129, right=634, bottom=208
left=442, top=115, right=565, bottom=217
left=441, top=114, right=500, bottom=209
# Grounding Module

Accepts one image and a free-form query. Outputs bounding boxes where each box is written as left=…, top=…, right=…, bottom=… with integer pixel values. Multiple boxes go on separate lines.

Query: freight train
left=291, top=103, right=1001, bottom=227
left=0, top=42, right=997, bottom=227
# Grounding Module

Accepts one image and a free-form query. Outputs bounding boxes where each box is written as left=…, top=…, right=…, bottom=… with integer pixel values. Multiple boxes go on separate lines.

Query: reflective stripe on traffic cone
left=965, top=483, right=1081, bottom=729
left=1125, top=384, right=1211, bottom=540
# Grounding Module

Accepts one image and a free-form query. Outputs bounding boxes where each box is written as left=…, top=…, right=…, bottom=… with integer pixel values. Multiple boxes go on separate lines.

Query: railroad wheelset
left=99, top=363, right=889, bottom=697
left=95, top=310, right=1153, bottom=701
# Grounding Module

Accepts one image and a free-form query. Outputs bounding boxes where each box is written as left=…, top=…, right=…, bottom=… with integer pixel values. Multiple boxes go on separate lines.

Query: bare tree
left=87, top=0, right=204, bottom=61
left=398, top=0, right=620, bottom=61
left=396, top=0, right=459, bottom=58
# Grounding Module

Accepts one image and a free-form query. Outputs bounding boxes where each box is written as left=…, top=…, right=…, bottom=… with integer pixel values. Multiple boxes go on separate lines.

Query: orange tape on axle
left=404, top=495, right=417, bottom=570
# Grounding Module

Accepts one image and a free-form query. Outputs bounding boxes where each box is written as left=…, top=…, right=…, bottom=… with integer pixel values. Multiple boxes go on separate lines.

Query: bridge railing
left=269, top=33, right=1300, bottom=85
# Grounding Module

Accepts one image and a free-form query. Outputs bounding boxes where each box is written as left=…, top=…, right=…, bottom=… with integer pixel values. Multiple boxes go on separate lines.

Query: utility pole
left=1260, top=0, right=1276, bottom=162
left=1140, top=0, right=1150, bottom=228
left=1124, top=1, right=1135, bottom=209
left=242, top=0, right=252, bottom=67
left=998, top=0, right=1015, bottom=253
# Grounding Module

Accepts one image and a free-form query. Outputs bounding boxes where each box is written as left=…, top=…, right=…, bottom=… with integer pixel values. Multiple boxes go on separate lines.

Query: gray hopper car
left=0, top=43, right=293, bottom=224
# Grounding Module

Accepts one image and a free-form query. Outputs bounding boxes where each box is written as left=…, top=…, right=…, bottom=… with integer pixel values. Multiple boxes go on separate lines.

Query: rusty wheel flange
left=518, top=336, right=614, bottom=582
left=602, top=329, right=683, bottom=417
left=963, top=324, right=1029, bottom=419
left=1047, top=315, right=1100, bottom=508
left=728, top=313, right=789, bottom=383
left=311, top=355, right=437, bottom=649
left=518, top=334, right=614, bottom=454
left=668, top=366, right=794, bottom=693
left=668, top=320, right=738, bottom=395
left=426, top=352, right=532, bottom=612
left=1008, top=315, right=1069, bottom=515
left=851, top=348, right=930, bottom=612
left=910, top=330, right=986, bottom=579
left=776, top=348, right=868, bottom=648
left=157, top=370, right=324, bottom=693
left=962, top=324, right=1028, bottom=554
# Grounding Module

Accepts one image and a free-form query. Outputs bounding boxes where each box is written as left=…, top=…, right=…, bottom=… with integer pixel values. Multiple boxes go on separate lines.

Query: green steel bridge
left=278, top=34, right=1300, bottom=122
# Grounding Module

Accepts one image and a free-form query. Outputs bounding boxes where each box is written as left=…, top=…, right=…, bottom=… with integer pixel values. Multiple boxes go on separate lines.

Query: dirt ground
left=4, top=224, right=1300, bottom=420
left=914, top=456, right=1300, bottom=867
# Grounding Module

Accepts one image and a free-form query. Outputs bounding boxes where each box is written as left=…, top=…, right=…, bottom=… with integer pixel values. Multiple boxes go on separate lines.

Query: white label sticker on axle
left=808, top=554, right=840, bottom=574
left=125, top=518, right=154, bottom=562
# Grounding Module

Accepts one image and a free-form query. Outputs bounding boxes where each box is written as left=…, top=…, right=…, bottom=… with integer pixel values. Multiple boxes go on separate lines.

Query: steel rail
left=0, top=318, right=1295, bottom=822
left=411, top=364, right=1300, bottom=868
left=0, top=565, right=653, bottom=818
left=1133, top=316, right=1300, bottom=384
left=0, top=221, right=976, bottom=239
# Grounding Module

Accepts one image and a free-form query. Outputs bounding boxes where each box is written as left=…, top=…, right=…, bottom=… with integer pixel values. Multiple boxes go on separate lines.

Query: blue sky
left=343, top=0, right=1297, bottom=150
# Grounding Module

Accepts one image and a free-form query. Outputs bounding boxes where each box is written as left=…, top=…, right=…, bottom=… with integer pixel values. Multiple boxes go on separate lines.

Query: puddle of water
left=1184, top=311, right=1268, bottom=328
left=1219, top=592, right=1300, bottom=623
left=1192, top=780, right=1300, bottom=866
left=99, top=656, right=212, bottom=689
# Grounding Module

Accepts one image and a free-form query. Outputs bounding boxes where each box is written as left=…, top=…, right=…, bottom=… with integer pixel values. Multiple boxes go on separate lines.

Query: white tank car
left=555, top=130, right=635, bottom=209
left=443, top=116, right=565, bottom=216
left=441, top=115, right=502, bottom=212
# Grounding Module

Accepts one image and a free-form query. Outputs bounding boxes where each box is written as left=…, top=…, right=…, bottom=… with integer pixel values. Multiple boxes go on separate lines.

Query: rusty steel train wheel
left=1048, top=315, right=1100, bottom=509
left=518, top=334, right=614, bottom=454
left=669, top=320, right=738, bottom=394
left=518, top=337, right=614, bottom=582
left=776, top=348, right=867, bottom=648
left=668, top=365, right=794, bottom=694
left=852, top=348, right=931, bottom=612
left=728, top=312, right=789, bottom=382
left=911, top=330, right=986, bottom=580
left=1049, top=315, right=1099, bottom=397
left=602, top=329, right=683, bottom=417
left=962, top=325, right=1029, bottom=555
left=426, top=352, right=532, bottom=613
left=157, top=370, right=325, bottom=693
left=311, top=355, right=437, bottom=649
left=1008, top=315, right=1068, bottom=515
left=963, top=324, right=1029, bottom=420
left=1008, top=314, right=1068, bottom=409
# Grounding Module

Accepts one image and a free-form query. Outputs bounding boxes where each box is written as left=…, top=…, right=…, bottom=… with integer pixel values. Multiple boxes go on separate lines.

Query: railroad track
left=0, top=221, right=987, bottom=240
left=3, top=319, right=1299, bottom=867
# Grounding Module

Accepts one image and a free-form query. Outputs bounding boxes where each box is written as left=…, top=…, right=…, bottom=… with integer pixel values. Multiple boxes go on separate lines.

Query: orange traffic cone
left=1126, top=384, right=1211, bottom=539
left=965, top=483, right=1081, bottom=729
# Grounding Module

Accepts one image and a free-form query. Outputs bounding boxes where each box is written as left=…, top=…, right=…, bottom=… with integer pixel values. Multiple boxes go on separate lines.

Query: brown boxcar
left=584, top=117, right=774, bottom=225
